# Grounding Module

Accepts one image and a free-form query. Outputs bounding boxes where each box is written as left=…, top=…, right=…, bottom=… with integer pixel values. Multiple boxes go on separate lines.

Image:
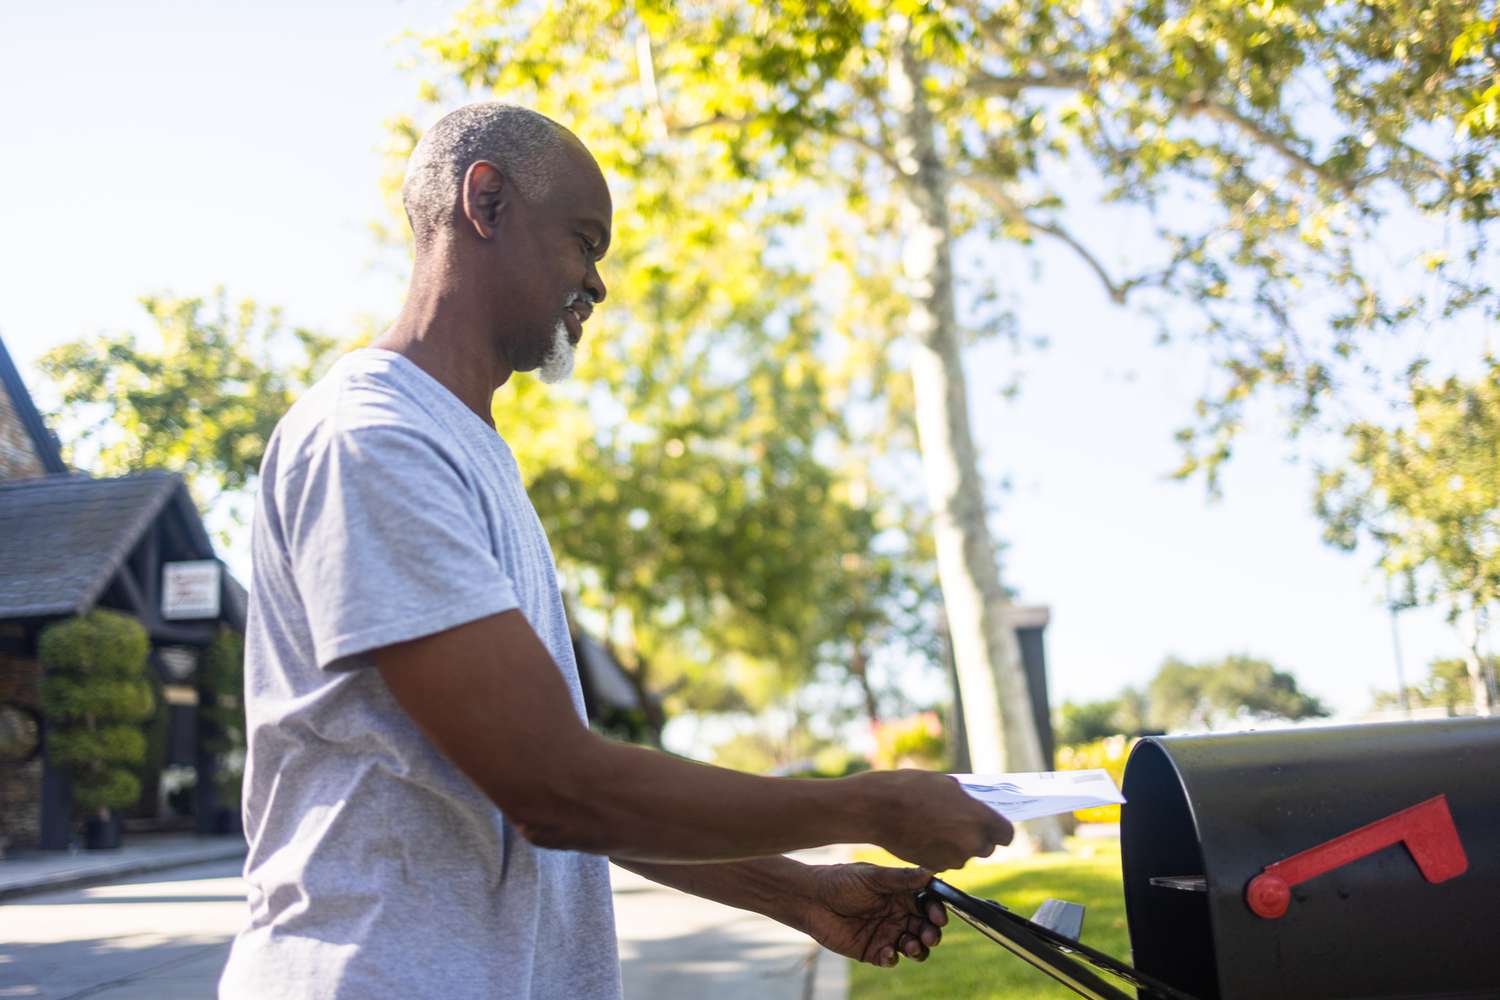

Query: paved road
left=0, top=858, right=244, bottom=999
left=0, top=858, right=830, bottom=999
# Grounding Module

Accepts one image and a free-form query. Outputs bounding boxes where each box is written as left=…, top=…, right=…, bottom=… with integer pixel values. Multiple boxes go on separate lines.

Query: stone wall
left=0, top=379, right=46, bottom=481
left=0, top=647, right=42, bottom=851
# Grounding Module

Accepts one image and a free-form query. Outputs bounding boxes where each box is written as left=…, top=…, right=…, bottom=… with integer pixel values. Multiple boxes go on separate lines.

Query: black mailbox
left=1120, top=717, right=1500, bottom=999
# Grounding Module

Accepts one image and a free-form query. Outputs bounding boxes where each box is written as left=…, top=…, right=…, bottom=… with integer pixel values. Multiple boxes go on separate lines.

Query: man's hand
left=799, top=863, right=947, bottom=968
left=850, top=769, right=1015, bottom=871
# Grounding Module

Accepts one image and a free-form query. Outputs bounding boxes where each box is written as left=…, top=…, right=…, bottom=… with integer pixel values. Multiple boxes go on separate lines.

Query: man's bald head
left=402, top=103, right=577, bottom=249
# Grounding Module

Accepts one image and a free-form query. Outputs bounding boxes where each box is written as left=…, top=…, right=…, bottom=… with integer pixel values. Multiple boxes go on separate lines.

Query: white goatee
left=537, top=319, right=576, bottom=384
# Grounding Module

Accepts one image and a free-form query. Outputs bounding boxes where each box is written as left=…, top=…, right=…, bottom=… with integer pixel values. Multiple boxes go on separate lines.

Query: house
left=0, top=336, right=246, bottom=850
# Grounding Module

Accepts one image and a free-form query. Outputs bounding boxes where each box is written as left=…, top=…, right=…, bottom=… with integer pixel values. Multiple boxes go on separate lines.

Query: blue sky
left=0, top=1, right=1467, bottom=717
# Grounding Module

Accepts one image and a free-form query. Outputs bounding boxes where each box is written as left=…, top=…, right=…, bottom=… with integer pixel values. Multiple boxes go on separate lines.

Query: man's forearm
left=612, top=855, right=815, bottom=933
left=516, top=735, right=877, bottom=863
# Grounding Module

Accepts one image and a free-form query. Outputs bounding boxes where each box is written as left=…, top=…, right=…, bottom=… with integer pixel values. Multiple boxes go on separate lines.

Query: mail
left=954, top=769, right=1126, bottom=822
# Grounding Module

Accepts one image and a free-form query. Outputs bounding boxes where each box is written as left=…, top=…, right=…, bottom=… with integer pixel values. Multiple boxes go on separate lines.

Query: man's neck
left=373, top=253, right=512, bottom=428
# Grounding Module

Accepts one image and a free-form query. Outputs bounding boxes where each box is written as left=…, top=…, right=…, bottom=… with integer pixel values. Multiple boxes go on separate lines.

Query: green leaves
left=48, top=726, right=149, bottom=771
left=38, top=610, right=151, bottom=683
left=38, top=611, right=157, bottom=816
left=1146, top=654, right=1329, bottom=731
left=39, top=290, right=339, bottom=506
left=1315, top=358, right=1500, bottom=620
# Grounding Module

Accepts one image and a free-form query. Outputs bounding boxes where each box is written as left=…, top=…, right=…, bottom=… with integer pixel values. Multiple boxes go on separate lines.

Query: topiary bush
left=201, top=626, right=246, bottom=810
left=39, top=610, right=155, bottom=819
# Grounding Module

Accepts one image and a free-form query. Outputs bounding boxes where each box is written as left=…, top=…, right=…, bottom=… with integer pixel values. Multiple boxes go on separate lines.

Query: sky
left=0, top=1, right=1470, bottom=724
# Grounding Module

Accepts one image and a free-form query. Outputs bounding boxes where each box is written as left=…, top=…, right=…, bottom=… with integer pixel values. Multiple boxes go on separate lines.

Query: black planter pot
left=83, top=812, right=123, bottom=850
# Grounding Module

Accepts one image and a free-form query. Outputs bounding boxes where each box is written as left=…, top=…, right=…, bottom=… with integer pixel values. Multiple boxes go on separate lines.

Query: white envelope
left=952, top=769, right=1125, bottom=822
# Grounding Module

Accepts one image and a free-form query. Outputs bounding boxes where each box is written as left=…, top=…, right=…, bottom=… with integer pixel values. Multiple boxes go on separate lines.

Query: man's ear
left=461, top=160, right=509, bottom=240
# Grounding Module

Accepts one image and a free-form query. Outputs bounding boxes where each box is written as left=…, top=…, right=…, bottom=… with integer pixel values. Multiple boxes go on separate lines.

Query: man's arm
left=375, top=609, right=1012, bottom=870
left=614, top=857, right=948, bottom=966
left=613, top=856, right=815, bottom=932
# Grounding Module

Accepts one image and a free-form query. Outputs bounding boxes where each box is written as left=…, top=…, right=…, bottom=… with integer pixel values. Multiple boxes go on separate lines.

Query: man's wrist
left=832, top=771, right=886, bottom=848
left=769, top=857, right=822, bottom=935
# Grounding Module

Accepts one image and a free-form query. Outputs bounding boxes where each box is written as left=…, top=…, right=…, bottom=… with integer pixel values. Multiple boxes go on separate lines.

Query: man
left=219, top=103, right=1013, bottom=1000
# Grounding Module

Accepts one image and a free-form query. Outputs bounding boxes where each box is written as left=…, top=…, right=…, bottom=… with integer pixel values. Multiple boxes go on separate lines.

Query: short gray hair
left=402, top=103, right=573, bottom=248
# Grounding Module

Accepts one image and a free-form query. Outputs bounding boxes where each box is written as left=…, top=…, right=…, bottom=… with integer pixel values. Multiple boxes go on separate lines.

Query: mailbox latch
left=1245, top=793, right=1469, bottom=919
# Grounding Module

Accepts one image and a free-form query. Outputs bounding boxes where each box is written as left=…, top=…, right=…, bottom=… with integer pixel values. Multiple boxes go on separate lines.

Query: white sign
left=953, top=769, right=1126, bottom=822
left=162, top=560, right=221, bottom=620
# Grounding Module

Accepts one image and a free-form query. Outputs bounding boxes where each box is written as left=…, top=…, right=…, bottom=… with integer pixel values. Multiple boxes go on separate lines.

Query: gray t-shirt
left=219, top=348, right=621, bottom=1000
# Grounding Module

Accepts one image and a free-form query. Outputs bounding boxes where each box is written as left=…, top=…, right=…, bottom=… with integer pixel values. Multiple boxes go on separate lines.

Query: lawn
left=850, top=838, right=1133, bottom=1000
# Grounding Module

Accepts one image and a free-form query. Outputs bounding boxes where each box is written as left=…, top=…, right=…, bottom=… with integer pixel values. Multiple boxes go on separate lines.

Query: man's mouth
left=562, top=295, right=591, bottom=345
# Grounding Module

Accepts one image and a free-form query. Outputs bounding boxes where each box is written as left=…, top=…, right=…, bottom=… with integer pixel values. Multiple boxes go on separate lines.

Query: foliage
left=1147, top=654, right=1329, bottom=731
left=1056, top=735, right=1137, bottom=823
left=851, top=840, right=1129, bottom=999
left=38, top=611, right=156, bottom=816
left=384, top=15, right=946, bottom=742
left=870, top=711, right=948, bottom=770
left=404, top=0, right=1495, bottom=498
left=1317, top=360, right=1500, bottom=710
left=710, top=720, right=867, bottom=777
left=1318, top=361, right=1500, bottom=615
left=38, top=290, right=340, bottom=525
left=400, top=0, right=1496, bottom=789
left=1372, top=656, right=1484, bottom=715
left=1054, top=690, right=1154, bottom=746
left=201, top=627, right=247, bottom=808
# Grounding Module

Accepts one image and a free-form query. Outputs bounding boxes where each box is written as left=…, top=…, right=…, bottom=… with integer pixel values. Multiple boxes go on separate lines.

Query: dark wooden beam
left=111, top=568, right=151, bottom=620
left=141, top=520, right=163, bottom=614
left=147, top=622, right=217, bottom=646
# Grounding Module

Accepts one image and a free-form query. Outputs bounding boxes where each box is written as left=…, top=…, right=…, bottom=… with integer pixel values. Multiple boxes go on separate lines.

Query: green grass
left=850, top=839, right=1132, bottom=1000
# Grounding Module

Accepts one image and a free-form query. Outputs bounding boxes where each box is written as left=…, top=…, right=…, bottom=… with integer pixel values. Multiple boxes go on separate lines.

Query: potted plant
left=39, top=610, right=155, bottom=850
left=201, top=627, right=246, bottom=834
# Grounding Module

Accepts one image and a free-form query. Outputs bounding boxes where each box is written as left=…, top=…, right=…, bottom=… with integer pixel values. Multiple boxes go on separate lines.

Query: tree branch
left=970, top=68, right=1091, bottom=98
left=1184, top=98, right=1358, bottom=197
left=956, top=172, right=1130, bottom=303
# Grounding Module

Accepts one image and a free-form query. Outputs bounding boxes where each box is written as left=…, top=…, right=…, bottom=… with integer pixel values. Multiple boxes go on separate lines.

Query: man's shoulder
left=269, top=351, right=450, bottom=475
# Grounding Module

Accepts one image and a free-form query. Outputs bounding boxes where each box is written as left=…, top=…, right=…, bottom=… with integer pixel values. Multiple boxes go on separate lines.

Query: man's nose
left=585, top=262, right=607, bottom=305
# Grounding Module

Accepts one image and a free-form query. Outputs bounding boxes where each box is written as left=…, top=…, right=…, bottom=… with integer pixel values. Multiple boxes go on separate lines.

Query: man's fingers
left=899, top=932, right=929, bottom=961
left=905, top=912, right=942, bottom=949
left=886, top=866, right=932, bottom=890
left=925, top=900, right=948, bottom=927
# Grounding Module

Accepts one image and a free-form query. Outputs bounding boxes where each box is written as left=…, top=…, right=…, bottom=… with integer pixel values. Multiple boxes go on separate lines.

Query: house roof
left=0, top=336, right=67, bottom=475
left=0, top=471, right=242, bottom=627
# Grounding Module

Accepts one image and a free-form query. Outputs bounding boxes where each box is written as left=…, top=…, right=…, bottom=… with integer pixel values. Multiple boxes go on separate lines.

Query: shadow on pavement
left=618, top=915, right=815, bottom=1000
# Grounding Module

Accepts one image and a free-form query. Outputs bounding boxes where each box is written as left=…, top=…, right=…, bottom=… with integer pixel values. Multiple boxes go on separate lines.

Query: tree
left=400, top=0, right=1495, bottom=849
left=202, top=627, right=247, bottom=814
left=38, top=291, right=341, bottom=531
left=38, top=611, right=156, bottom=824
left=1054, top=694, right=1162, bottom=746
left=1373, top=656, right=1486, bottom=715
left=1055, top=698, right=1125, bottom=746
left=1317, top=360, right=1500, bottom=715
left=1146, top=654, right=1328, bottom=731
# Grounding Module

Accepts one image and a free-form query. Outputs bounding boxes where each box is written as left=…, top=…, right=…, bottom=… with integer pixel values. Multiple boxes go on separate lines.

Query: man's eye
left=579, top=237, right=594, bottom=258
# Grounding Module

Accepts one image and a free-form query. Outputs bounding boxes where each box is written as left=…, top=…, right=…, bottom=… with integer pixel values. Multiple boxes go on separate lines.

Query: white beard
left=537, top=319, right=576, bottom=384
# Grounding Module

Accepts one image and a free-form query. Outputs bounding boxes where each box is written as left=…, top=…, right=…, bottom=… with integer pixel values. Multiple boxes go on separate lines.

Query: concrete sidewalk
left=0, top=847, right=848, bottom=1000
left=612, top=862, right=847, bottom=1000
left=0, top=832, right=247, bottom=900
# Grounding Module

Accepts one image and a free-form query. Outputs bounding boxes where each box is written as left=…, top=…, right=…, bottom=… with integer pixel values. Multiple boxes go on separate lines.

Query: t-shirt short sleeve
left=274, top=420, right=519, bottom=670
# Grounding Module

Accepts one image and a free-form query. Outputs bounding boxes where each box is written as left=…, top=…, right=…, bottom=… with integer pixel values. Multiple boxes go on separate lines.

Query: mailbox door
left=1122, top=718, right=1500, bottom=1000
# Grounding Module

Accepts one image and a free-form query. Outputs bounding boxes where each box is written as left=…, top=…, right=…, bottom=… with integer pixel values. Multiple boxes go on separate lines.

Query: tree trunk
left=1462, top=610, right=1494, bottom=717
left=886, top=26, right=1064, bottom=852
left=849, top=644, right=882, bottom=726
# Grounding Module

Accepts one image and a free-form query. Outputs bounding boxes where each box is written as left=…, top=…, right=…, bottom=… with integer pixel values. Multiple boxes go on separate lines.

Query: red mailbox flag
left=1246, top=794, right=1469, bottom=920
